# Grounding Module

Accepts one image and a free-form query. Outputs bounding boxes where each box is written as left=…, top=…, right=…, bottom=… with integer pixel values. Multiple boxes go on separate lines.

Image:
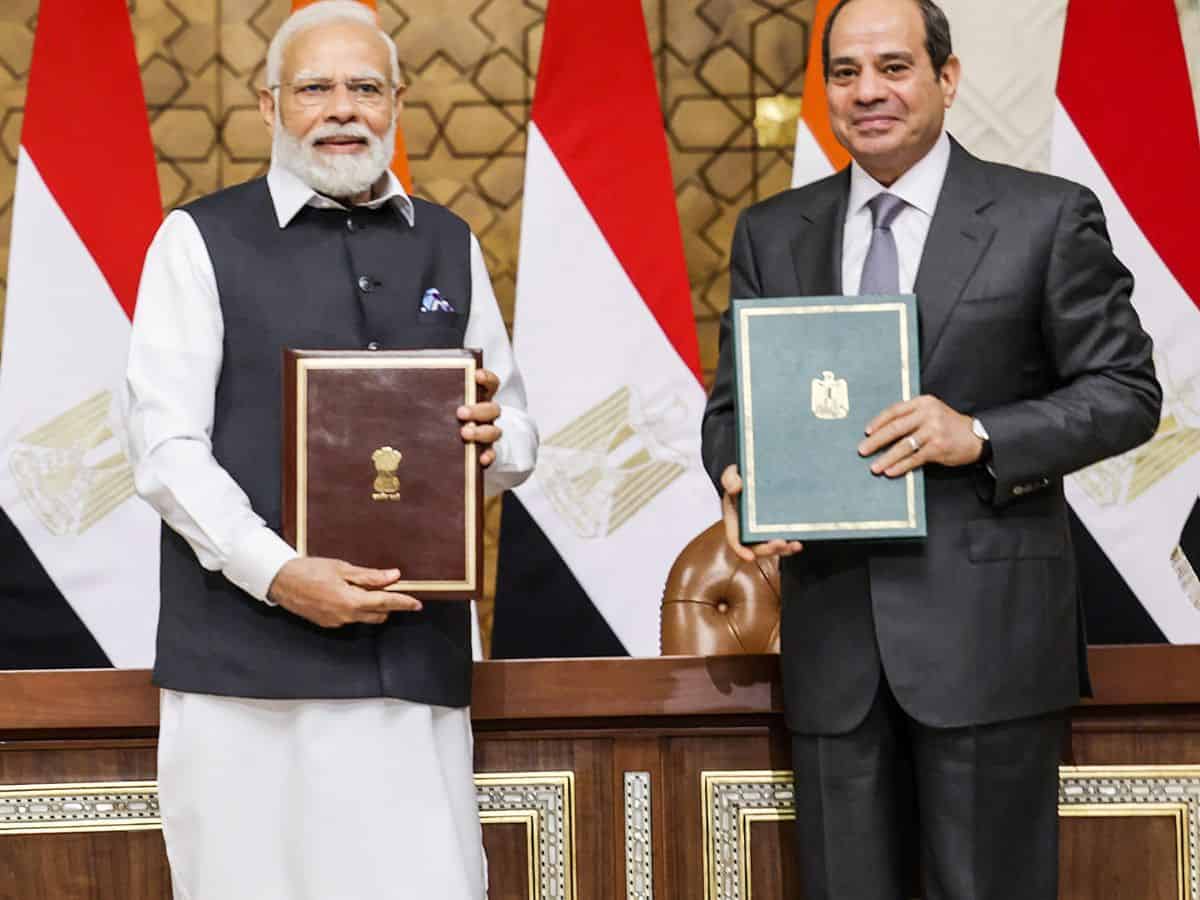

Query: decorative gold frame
left=0, top=781, right=160, bottom=836
left=701, top=770, right=795, bottom=900
left=1, top=771, right=578, bottom=900
left=736, top=302, right=918, bottom=537
left=295, top=355, right=478, bottom=592
left=474, top=771, right=578, bottom=900
left=624, top=771, right=654, bottom=900
left=1058, top=765, right=1200, bottom=900
left=701, top=766, right=1200, bottom=900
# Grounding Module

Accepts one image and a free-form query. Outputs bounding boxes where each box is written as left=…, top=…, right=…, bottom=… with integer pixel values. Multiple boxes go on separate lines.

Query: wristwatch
left=971, top=417, right=992, bottom=465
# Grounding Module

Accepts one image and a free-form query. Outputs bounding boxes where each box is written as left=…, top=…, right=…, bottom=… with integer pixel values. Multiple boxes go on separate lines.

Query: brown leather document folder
left=282, top=348, right=483, bottom=600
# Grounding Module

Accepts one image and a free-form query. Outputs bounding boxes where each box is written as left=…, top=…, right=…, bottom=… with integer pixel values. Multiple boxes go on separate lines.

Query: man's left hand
left=858, top=394, right=983, bottom=477
left=457, top=368, right=502, bottom=467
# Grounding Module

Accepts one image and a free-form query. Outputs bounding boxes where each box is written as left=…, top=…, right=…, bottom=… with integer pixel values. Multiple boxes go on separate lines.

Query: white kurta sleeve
left=124, top=211, right=297, bottom=603
left=464, top=234, right=538, bottom=497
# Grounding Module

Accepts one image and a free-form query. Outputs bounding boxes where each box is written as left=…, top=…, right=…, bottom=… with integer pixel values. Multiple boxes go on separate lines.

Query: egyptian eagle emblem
left=811, top=371, right=849, bottom=420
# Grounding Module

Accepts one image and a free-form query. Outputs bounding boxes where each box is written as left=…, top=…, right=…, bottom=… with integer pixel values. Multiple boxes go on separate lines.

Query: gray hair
left=265, top=0, right=401, bottom=87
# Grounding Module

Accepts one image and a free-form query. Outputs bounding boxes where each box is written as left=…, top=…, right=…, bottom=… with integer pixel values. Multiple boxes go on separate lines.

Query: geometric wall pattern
left=0, top=0, right=1197, bottom=650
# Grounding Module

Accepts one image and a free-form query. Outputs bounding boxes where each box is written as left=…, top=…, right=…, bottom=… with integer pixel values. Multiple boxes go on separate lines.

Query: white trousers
left=158, top=690, right=486, bottom=900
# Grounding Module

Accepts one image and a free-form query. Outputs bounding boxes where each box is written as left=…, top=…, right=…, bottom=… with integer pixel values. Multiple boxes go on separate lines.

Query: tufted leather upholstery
left=660, top=521, right=781, bottom=655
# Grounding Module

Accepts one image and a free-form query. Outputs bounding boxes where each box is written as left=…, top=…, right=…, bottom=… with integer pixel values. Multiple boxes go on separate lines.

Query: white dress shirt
left=125, top=165, right=538, bottom=604
left=841, top=130, right=952, bottom=295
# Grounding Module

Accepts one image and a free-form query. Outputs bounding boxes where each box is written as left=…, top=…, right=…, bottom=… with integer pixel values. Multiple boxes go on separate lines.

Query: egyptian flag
left=0, top=0, right=162, bottom=667
left=292, top=0, right=413, bottom=192
left=792, top=0, right=850, bottom=187
left=1054, top=0, right=1200, bottom=643
left=492, top=0, right=718, bottom=658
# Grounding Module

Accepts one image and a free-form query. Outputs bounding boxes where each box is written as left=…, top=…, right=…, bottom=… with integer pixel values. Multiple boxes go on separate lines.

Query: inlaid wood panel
left=1060, top=815, right=1183, bottom=900
left=747, top=819, right=799, bottom=900
left=0, top=831, right=172, bottom=900
left=482, top=820, right=533, bottom=900
left=3, top=656, right=1200, bottom=898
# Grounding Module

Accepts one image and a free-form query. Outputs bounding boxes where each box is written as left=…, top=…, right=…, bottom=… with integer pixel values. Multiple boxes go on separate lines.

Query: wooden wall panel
left=0, top=741, right=157, bottom=785
left=474, top=735, right=615, bottom=900
left=0, top=831, right=171, bottom=900
left=1060, top=815, right=1182, bottom=900
left=747, top=819, right=800, bottom=899
left=482, top=821, right=533, bottom=900
left=3, top=657, right=1200, bottom=898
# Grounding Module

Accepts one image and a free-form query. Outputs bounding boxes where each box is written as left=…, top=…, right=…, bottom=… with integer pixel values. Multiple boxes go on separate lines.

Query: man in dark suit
left=700, top=0, right=1161, bottom=897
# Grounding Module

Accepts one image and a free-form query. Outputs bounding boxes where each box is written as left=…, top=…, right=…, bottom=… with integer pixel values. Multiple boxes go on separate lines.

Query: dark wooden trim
left=470, top=654, right=784, bottom=721
left=1084, top=644, right=1200, bottom=705
left=4, top=646, right=1200, bottom=733
left=0, top=668, right=159, bottom=732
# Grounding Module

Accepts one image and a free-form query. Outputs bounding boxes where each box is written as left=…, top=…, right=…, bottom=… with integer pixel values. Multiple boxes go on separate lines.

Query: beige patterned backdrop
left=0, top=0, right=1197, bottom=650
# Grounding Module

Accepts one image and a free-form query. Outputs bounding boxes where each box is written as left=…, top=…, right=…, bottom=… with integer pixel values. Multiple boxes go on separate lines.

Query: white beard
left=273, top=110, right=395, bottom=200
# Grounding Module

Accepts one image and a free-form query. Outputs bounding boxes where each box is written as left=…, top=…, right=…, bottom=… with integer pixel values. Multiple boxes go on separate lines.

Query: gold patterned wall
left=0, top=0, right=809, bottom=651
left=1, top=1, right=1198, bottom=650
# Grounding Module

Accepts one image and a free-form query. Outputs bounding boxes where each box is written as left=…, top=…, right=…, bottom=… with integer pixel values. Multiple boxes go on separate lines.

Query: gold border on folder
left=737, top=303, right=917, bottom=537
left=295, top=356, right=478, bottom=593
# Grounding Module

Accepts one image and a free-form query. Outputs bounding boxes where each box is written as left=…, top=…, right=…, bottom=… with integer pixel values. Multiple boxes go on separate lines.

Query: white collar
left=847, top=130, right=951, bottom=220
left=266, top=164, right=415, bottom=228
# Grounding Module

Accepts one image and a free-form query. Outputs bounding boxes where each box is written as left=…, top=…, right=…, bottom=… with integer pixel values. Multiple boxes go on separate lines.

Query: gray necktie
left=858, top=192, right=906, bottom=295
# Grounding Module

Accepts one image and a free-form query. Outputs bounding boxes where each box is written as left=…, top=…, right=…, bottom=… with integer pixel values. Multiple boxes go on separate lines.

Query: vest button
left=357, top=275, right=372, bottom=292
left=346, top=218, right=356, bottom=232
left=366, top=341, right=380, bottom=351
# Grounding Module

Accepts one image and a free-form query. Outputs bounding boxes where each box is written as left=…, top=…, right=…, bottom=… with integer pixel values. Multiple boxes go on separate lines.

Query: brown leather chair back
left=660, top=521, right=781, bottom=655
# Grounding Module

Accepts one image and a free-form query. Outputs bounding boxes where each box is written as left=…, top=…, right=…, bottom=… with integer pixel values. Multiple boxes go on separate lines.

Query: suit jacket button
left=366, top=341, right=380, bottom=351
left=358, top=275, right=372, bottom=292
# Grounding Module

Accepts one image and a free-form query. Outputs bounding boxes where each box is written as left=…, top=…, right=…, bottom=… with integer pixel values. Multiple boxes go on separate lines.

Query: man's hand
left=267, top=557, right=422, bottom=628
left=720, top=464, right=804, bottom=563
left=858, top=395, right=984, bottom=477
left=457, top=368, right=502, bottom=468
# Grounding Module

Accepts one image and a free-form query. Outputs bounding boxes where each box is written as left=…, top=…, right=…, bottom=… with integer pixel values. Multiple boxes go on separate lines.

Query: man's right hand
left=266, top=557, right=422, bottom=628
left=720, top=464, right=804, bottom=563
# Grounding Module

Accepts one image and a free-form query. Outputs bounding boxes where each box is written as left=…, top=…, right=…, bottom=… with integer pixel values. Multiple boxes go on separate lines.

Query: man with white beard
left=124, top=2, right=538, bottom=897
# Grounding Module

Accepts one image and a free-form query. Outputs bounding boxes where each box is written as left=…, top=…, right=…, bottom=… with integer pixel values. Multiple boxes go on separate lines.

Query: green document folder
left=732, top=295, right=926, bottom=542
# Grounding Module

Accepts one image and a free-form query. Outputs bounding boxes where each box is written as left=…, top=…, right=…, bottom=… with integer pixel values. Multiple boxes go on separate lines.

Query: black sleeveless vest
left=153, top=177, right=475, bottom=707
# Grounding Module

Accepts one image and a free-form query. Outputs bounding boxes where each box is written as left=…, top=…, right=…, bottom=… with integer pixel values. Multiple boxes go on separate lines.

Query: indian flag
left=0, top=0, right=162, bottom=666
left=492, top=0, right=718, bottom=658
left=1055, top=0, right=1200, bottom=641
left=792, top=0, right=850, bottom=187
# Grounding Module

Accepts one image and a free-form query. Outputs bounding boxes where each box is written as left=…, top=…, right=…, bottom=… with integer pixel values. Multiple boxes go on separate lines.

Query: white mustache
left=306, top=123, right=376, bottom=146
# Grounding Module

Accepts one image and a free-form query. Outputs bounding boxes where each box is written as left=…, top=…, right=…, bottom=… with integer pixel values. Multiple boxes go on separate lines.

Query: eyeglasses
left=271, top=78, right=399, bottom=108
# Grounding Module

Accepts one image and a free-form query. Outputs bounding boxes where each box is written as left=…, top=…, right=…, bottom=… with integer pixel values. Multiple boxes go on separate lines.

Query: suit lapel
left=791, top=170, right=849, bottom=296
left=912, top=140, right=997, bottom=370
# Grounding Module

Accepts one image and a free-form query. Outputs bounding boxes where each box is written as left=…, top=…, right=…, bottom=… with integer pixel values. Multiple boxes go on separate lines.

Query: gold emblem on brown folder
left=371, top=446, right=403, bottom=501
left=811, top=371, right=849, bottom=420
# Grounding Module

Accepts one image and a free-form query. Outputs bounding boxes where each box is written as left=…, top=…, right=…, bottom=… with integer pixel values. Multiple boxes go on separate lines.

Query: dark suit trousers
left=790, top=677, right=1064, bottom=900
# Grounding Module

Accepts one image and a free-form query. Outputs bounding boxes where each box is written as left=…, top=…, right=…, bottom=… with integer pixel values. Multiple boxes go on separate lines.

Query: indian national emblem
left=811, top=371, right=849, bottom=420
left=371, top=446, right=403, bottom=501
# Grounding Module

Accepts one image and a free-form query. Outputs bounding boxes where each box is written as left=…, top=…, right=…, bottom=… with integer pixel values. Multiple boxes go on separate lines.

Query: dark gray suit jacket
left=701, top=138, right=1161, bottom=734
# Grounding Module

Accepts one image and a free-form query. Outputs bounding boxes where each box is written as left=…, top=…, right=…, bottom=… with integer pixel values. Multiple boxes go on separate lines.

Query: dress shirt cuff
left=223, top=526, right=299, bottom=605
left=482, top=407, right=538, bottom=497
